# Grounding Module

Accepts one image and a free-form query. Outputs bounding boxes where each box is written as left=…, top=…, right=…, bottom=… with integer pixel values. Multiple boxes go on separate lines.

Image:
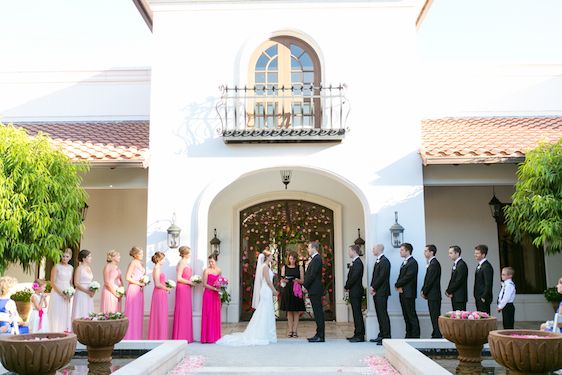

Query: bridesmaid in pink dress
left=124, top=246, right=146, bottom=340
left=71, top=250, right=95, bottom=321
left=200, top=253, right=222, bottom=343
left=100, top=250, right=124, bottom=313
left=148, top=251, right=171, bottom=340
left=48, top=248, right=73, bottom=332
left=172, top=246, right=195, bottom=342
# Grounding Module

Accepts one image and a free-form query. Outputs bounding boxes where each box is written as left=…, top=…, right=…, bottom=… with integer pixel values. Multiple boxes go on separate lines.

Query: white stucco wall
left=424, top=185, right=562, bottom=322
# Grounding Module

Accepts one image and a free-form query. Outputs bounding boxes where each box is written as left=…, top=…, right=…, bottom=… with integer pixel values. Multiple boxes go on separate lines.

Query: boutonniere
left=452, top=266, right=456, bottom=271
left=477, top=265, right=481, bottom=270
left=426, top=263, right=430, bottom=268
left=402, top=260, right=407, bottom=266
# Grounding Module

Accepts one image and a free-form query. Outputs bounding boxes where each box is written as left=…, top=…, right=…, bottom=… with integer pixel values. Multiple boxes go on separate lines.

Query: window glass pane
left=300, top=53, right=313, bottom=70
left=303, top=72, right=314, bottom=84
left=291, top=72, right=303, bottom=83
left=256, top=54, right=268, bottom=69
left=255, top=72, right=265, bottom=83
left=268, top=57, right=278, bottom=70
left=265, top=45, right=278, bottom=57
left=267, top=72, right=278, bottom=84
left=291, top=57, right=301, bottom=70
left=290, top=44, right=303, bottom=57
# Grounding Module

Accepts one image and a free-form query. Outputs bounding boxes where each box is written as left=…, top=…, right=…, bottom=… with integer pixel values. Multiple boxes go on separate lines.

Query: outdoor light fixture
left=210, top=228, right=221, bottom=256
left=166, top=213, right=181, bottom=249
left=81, top=203, right=89, bottom=222
left=280, top=170, right=292, bottom=189
left=488, top=187, right=503, bottom=221
left=354, top=228, right=365, bottom=252
left=389, top=211, right=404, bottom=248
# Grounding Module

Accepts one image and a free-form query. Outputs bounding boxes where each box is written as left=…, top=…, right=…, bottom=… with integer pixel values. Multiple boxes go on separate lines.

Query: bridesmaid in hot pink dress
left=124, top=246, right=146, bottom=340
left=200, top=253, right=222, bottom=343
left=148, top=251, right=171, bottom=340
left=101, top=250, right=124, bottom=313
left=172, top=246, right=195, bottom=342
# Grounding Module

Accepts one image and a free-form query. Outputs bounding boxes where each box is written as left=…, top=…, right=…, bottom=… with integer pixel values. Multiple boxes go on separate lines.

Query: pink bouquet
left=293, top=282, right=303, bottom=298
left=213, top=276, right=231, bottom=304
left=444, top=310, right=490, bottom=320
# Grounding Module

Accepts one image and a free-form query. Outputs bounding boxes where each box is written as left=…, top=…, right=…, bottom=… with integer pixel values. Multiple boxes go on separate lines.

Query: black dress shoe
left=349, top=337, right=365, bottom=343
left=307, top=336, right=318, bottom=341
left=346, top=336, right=355, bottom=340
left=308, top=337, right=325, bottom=343
left=376, top=341, right=383, bottom=346
left=369, top=338, right=383, bottom=343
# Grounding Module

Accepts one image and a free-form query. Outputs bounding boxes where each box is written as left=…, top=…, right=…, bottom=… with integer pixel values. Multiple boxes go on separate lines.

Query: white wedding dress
left=217, top=265, right=277, bottom=346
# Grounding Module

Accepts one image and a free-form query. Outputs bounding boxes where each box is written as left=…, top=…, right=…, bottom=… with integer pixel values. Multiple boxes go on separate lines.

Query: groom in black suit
left=303, top=241, right=325, bottom=342
left=421, top=244, right=442, bottom=338
left=395, top=242, right=420, bottom=338
left=369, top=244, right=391, bottom=344
left=345, top=244, right=365, bottom=342
left=474, top=244, right=494, bottom=314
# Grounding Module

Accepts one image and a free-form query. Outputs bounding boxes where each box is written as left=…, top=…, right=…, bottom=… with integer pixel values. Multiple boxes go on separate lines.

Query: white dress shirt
left=497, top=278, right=516, bottom=309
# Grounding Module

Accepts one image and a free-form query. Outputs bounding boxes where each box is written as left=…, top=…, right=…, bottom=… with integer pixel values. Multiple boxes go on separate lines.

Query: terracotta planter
left=438, top=315, right=497, bottom=364
left=489, top=329, right=562, bottom=375
left=72, top=318, right=128, bottom=363
left=0, top=332, right=76, bottom=375
left=15, top=300, right=32, bottom=322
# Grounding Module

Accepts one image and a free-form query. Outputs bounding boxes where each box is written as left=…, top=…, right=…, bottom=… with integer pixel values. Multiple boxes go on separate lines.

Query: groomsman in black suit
left=303, top=241, right=325, bottom=342
left=395, top=243, right=420, bottom=338
left=345, top=244, right=365, bottom=342
left=473, top=244, right=494, bottom=314
left=421, top=244, right=442, bottom=338
left=445, top=245, right=468, bottom=311
left=369, top=244, right=391, bottom=345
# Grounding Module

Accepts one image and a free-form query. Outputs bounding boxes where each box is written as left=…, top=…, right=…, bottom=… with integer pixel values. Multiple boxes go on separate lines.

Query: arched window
left=248, top=37, right=322, bottom=129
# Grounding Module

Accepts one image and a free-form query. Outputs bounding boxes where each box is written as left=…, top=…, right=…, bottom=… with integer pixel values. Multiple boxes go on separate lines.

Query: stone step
left=191, top=366, right=372, bottom=374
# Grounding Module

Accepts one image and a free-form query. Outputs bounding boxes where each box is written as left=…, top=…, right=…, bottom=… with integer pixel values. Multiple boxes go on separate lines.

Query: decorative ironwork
left=217, top=84, right=349, bottom=143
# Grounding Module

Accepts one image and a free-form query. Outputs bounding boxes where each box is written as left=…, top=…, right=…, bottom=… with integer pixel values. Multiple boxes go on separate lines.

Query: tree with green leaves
left=505, top=139, right=562, bottom=254
left=0, top=123, right=89, bottom=274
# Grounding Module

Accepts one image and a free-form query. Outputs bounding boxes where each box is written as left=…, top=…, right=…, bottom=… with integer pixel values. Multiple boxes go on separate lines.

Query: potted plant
left=10, top=288, right=33, bottom=322
left=72, top=312, right=128, bottom=364
left=544, top=286, right=562, bottom=312
left=438, top=311, right=497, bottom=364
left=0, top=332, right=77, bottom=375
left=489, top=330, right=562, bottom=374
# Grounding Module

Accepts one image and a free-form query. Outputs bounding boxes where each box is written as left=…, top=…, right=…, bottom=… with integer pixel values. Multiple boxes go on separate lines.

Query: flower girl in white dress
left=29, top=279, right=49, bottom=333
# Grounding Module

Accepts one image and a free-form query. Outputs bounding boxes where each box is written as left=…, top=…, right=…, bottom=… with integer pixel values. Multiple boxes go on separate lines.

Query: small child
left=0, top=276, right=20, bottom=335
left=29, top=279, right=50, bottom=333
left=497, top=267, right=516, bottom=329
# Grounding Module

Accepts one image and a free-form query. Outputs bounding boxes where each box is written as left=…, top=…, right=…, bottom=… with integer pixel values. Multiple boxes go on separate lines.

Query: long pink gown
left=200, top=273, right=222, bottom=343
left=172, top=265, right=193, bottom=342
left=148, top=272, right=168, bottom=340
left=124, top=262, right=145, bottom=340
left=100, top=266, right=123, bottom=313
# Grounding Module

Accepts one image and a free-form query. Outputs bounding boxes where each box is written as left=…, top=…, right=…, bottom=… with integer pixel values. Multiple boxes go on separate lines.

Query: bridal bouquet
left=190, top=275, right=202, bottom=285
left=116, top=286, right=125, bottom=297
left=139, top=275, right=150, bottom=286
left=213, top=276, right=231, bottom=305
left=89, top=281, right=101, bottom=292
left=166, top=280, right=177, bottom=289
left=62, top=287, right=75, bottom=297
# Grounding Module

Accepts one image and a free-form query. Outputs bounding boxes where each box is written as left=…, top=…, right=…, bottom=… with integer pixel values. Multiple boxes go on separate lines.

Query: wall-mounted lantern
left=210, top=228, right=221, bottom=256
left=389, top=211, right=404, bottom=248
left=354, top=228, right=365, bottom=252
left=166, top=213, right=181, bottom=249
left=488, top=191, right=503, bottom=221
left=280, top=170, right=292, bottom=189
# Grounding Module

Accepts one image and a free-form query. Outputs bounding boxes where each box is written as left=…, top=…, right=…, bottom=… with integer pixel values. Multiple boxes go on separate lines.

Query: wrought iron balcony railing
left=217, top=84, right=349, bottom=143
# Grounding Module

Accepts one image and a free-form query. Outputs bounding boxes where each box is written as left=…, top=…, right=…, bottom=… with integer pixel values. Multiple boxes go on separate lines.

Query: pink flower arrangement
left=82, top=312, right=125, bottom=321
left=444, top=310, right=490, bottom=320
left=168, top=355, right=205, bottom=374
left=362, top=356, right=400, bottom=374
left=213, top=276, right=231, bottom=304
left=510, top=334, right=542, bottom=338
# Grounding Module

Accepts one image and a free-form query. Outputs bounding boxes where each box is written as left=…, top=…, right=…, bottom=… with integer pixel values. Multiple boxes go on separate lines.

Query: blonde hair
left=63, top=248, right=73, bottom=256
left=106, top=250, right=120, bottom=263
left=152, top=251, right=165, bottom=264
left=502, top=267, right=515, bottom=276
left=179, top=246, right=191, bottom=257
left=129, top=246, right=142, bottom=258
left=558, top=277, right=562, bottom=285
left=262, top=249, right=272, bottom=258
left=0, top=277, right=15, bottom=296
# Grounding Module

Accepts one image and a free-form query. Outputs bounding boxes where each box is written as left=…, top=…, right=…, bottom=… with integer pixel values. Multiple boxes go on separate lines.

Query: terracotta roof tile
left=421, top=117, right=562, bottom=164
left=9, top=121, right=149, bottom=164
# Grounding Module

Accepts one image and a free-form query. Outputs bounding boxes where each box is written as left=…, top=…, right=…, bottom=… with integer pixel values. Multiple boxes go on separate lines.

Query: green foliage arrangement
left=505, top=139, right=562, bottom=254
left=544, top=287, right=562, bottom=303
left=10, top=288, right=33, bottom=302
left=0, top=124, right=89, bottom=273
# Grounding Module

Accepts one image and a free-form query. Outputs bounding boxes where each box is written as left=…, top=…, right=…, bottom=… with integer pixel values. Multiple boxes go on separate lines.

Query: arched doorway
left=239, top=199, right=335, bottom=321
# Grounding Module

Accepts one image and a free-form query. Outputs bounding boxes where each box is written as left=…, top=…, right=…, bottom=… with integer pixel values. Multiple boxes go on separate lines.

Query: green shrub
left=10, top=288, right=33, bottom=302
left=544, top=287, right=562, bottom=303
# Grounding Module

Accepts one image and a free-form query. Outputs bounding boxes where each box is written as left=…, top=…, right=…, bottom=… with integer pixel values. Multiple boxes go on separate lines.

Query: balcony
left=217, top=84, right=349, bottom=143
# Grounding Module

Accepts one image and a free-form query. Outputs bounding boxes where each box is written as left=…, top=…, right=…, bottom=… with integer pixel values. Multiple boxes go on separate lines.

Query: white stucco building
left=1, top=0, right=561, bottom=341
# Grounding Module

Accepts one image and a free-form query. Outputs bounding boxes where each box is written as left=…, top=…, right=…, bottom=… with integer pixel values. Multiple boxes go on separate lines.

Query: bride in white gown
left=217, top=249, right=278, bottom=346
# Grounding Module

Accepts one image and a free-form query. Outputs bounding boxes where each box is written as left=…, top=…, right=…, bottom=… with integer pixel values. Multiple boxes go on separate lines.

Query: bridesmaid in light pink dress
left=201, top=253, right=222, bottom=343
left=124, top=246, right=146, bottom=340
left=172, top=246, right=194, bottom=342
left=48, top=248, right=74, bottom=332
left=148, top=251, right=171, bottom=340
left=100, top=250, right=124, bottom=313
left=72, top=250, right=95, bottom=320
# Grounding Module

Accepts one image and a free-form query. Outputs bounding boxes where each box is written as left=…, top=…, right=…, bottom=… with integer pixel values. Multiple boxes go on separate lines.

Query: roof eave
left=422, top=156, right=525, bottom=166
left=78, top=159, right=148, bottom=169
left=416, top=0, right=433, bottom=29
left=132, top=0, right=153, bottom=32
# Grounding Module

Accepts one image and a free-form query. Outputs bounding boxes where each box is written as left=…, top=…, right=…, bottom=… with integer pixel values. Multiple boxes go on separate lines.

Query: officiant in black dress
left=280, top=251, right=305, bottom=338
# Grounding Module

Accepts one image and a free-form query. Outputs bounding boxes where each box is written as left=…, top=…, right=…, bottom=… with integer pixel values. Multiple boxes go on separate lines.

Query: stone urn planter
left=439, top=311, right=497, bottom=364
left=0, top=332, right=76, bottom=375
left=72, top=313, right=128, bottom=364
left=489, top=329, right=562, bottom=375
